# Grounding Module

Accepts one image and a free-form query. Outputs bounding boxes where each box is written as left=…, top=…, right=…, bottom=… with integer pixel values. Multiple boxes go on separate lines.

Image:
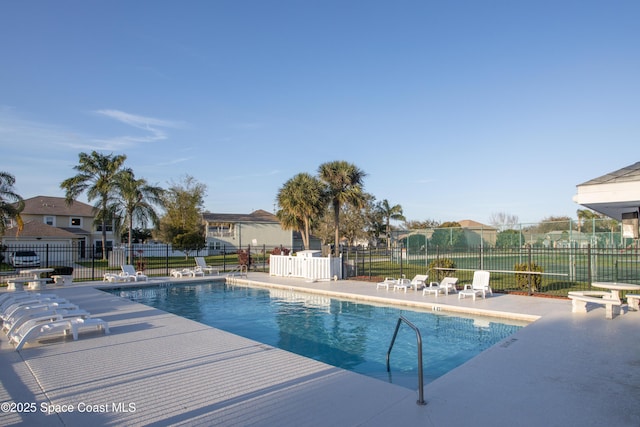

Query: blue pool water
left=108, top=282, right=525, bottom=389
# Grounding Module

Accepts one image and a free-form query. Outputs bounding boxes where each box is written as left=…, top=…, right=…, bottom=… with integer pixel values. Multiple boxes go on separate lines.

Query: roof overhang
left=573, top=181, right=640, bottom=220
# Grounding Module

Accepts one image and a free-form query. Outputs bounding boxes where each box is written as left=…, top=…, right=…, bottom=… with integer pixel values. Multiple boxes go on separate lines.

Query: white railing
left=269, top=255, right=342, bottom=281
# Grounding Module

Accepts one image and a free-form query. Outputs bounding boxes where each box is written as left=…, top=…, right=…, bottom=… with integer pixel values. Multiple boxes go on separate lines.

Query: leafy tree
left=363, top=196, right=385, bottom=246
left=338, top=203, right=369, bottom=247
left=496, top=229, right=524, bottom=248
left=318, top=161, right=367, bottom=255
left=376, top=199, right=405, bottom=249
left=576, top=209, right=598, bottom=232
left=534, top=216, right=573, bottom=233
left=157, top=175, right=207, bottom=245
left=121, top=228, right=154, bottom=244
left=404, top=219, right=440, bottom=229
left=60, top=151, right=127, bottom=260
left=113, top=170, right=165, bottom=263
left=173, top=231, right=206, bottom=259
left=276, top=173, right=325, bottom=250
left=0, top=171, right=24, bottom=234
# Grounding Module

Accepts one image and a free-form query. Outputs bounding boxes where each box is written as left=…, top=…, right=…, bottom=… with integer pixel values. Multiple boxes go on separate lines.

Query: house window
left=208, top=223, right=234, bottom=237
left=44, top=216, right=55, bottom=226
left=96, top=223, right=114, bottom=232
left=70, top=217, right=81, bottom=227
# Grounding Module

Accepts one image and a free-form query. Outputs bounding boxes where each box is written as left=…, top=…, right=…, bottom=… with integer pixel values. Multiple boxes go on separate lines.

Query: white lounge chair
left=103, top=272, right=133, bottom=283
left=0, top=293, right=58, bottom=313
left=393, top=278, right=412, bottom=293
left=423, top=277, right=459, bottom=297
left=194, top=257, right=219, bottom=275
left=2, top=301, right=77, bottom=333
left=376, top=277, right=397, bottom=290
left=10, top=314, right=72, bottom=350
left=6, top=307, right=88, bottom=337
left=1, top=296, right=67, bottom=321
left=170, top=268, right=203, bottom=278
left=121, top=265, right=148, bottom=281
left=458, top=270, right=492, bottom=300
left=10, top=314, right=109, bottom=351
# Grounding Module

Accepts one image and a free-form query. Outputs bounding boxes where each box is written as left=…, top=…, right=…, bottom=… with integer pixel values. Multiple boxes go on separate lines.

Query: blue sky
left=1, top=1, right=638, bottom=226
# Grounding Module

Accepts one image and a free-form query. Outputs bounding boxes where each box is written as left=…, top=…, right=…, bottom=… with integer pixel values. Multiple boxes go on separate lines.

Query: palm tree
left=113, top=170, right=165, bottom=263
left=0, top=171, right=24, bottom=234
left=576, top=208, right=598, bottom=233
left=60, top=151, right=127, bottom=260
left=276, top=173, right=325, bottom=250
left=318, top=161, right=367, bottom=256
left=378, top=199, right=405, bottom=249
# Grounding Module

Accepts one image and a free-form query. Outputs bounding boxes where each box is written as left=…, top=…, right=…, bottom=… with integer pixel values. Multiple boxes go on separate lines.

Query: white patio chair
left=458, top=271, right=492, bottom=300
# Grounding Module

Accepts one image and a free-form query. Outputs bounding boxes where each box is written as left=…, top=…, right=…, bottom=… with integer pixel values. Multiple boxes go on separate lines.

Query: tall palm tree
left=0, top=171, right=24, bottom=234
left=113, top=170, right=165, bottom=263
left=318, top=161, right=367, bottom=256
left=60, top=151, right=127, bottom=260
left=378, top=199, right=405, bottom=249
left=276, top=173, right=325, bottom=250
left=576, top=208, right=598, bottom=233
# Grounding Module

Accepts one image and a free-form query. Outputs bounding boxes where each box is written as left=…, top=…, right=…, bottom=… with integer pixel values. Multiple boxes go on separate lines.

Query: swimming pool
left=108, top=281, right=525, bottom=389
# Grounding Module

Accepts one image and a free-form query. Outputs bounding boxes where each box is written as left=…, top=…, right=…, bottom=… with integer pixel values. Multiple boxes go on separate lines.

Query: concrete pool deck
left=0, top=273, right=638, bottom=426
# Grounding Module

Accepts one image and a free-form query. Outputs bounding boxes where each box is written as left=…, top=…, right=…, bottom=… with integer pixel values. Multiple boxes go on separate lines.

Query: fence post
left=527, top=244, right=533, bottom=296
left=587, top=244, right=592, bottom=287
left=223, top=246, right=227, bottom=271
left=165, top=244, right=169, bottom=275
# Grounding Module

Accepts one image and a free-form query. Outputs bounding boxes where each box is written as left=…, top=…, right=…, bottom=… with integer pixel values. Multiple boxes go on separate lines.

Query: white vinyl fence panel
left=269, top=255, right=342, bottom=280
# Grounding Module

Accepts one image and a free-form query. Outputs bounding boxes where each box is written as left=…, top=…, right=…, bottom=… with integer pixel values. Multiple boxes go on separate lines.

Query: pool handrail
left=386, top=315, right=426, bottom=406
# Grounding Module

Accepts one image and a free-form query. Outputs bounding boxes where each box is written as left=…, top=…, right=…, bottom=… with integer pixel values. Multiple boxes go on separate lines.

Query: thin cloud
left=91, top=109, right=185, bottom=149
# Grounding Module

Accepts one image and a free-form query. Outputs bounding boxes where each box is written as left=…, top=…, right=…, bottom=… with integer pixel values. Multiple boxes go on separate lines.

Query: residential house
left=457, top=220, right=498, bottom=247
left=1, top=195, right=119, bottom=263
left=202, top=209, right=320, bottom=253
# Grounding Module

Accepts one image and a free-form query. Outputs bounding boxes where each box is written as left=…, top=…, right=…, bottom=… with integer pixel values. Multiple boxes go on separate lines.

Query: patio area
left=0, top=273, right=638, bottom=426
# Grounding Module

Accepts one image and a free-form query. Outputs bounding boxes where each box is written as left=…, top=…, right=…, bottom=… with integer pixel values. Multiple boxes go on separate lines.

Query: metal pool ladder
left=386, top=315, right=426, bottom=405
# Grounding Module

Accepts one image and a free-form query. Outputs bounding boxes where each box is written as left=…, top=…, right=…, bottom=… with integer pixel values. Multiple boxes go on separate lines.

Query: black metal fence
left=3, top=242, right=639, bottom=297
left=342, top=245, right=640, bottom=297
left=0, top=243, right=274, bottom=283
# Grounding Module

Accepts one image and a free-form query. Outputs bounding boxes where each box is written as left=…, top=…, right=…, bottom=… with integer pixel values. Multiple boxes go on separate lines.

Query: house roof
left=202, top=209, right=279, bottom=223
left=19, top=196, right=95, bottom=217
left=2, top=220, right=80, bottom=239
left=458, top=219, right=495, bottom=230
left=578, top=162, right=640, bottom=186
left=573, top=162, right=640, bottom=220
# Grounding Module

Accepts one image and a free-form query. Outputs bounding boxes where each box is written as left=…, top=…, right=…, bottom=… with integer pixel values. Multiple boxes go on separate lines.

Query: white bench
left=6, top=279, right=30, bottom=291
left=626, top=294, right=640, bottom=311
left=568, top=291, right=622, bottom=319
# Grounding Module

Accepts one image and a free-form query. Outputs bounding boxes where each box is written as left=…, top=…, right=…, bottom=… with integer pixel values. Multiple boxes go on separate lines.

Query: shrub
left=46, top=266, right=74, bottom=278
left=237, top=250, right=252, bottom=266
left=514, top=262, right=543, bottom=292
left=428, top=258, right=456, bottom=281
left=271, top=246, right=290, bottom=256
